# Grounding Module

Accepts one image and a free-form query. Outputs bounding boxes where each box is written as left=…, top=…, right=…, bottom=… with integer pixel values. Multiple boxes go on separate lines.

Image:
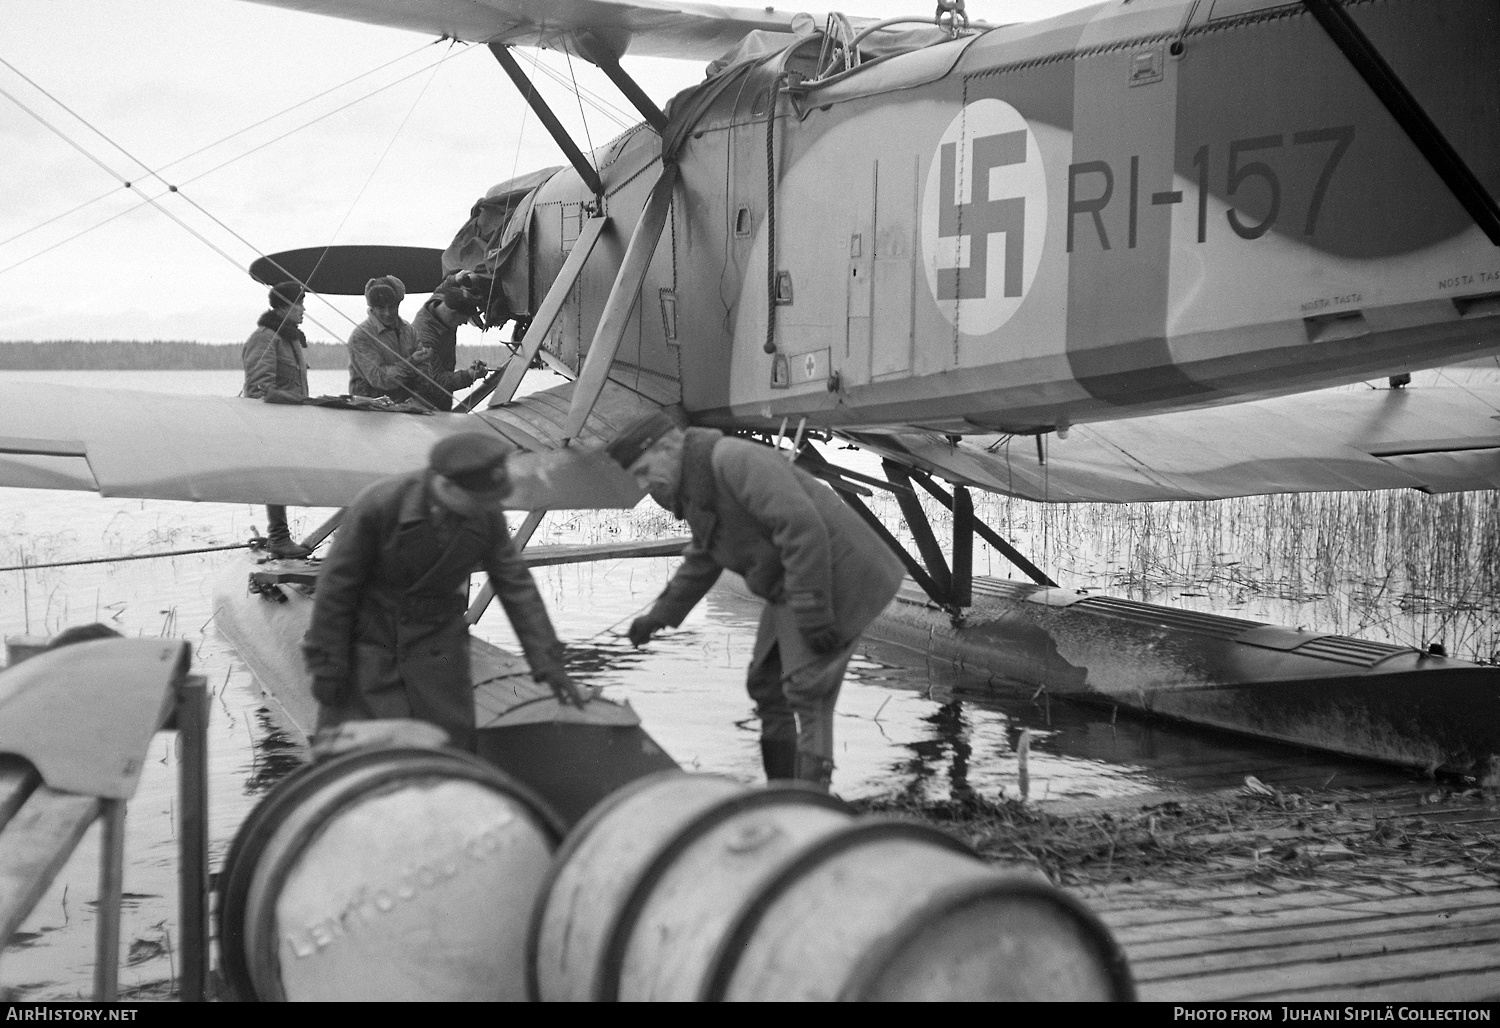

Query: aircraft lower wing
left=845, top=384, right=1500, bottom=503
left=0, top=379, right=653, bottom=510
left=243, top=0, right=840, bottom=61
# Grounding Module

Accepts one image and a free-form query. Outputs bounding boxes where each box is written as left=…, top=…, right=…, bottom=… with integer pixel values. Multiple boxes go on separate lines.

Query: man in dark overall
left=408, top=275, right=483, bottom=411
left=302, top=431, right=583, bottom=750
left=241, top=280, right=312, bottom=559
left=609, top=411, right=905, bottom=789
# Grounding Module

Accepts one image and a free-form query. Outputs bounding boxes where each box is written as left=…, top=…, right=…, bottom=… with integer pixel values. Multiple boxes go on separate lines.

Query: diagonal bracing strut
left=488, top=216, right=609, bottom=407
left=561, top=163, right=678, bottom=443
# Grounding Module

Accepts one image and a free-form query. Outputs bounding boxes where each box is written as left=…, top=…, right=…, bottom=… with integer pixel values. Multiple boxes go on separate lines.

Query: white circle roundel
left=921, top=99, right=1048, bottom=336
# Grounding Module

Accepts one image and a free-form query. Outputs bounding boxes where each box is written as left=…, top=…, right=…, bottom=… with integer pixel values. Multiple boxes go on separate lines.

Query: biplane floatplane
left=2, top=0, right=1500, bottom=795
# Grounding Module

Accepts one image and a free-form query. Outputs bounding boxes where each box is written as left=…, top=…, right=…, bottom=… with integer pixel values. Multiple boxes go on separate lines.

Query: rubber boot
left=793, top=750, right=836, bottom=792
left=265, top=505, right=312, bottom=559
left=759, top=738, right=797, bottom=782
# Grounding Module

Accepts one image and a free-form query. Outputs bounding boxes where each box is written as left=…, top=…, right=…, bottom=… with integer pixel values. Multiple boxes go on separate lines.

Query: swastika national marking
left=937, top=130, right=1028, bottom=301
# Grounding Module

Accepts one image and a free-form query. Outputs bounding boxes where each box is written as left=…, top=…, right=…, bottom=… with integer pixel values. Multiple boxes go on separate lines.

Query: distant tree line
left=0, top=340, right=516, bottom=370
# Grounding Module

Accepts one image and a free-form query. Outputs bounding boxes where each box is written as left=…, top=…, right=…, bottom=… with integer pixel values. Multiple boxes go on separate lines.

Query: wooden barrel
left=218, top=746, right=565, bottom=1002
left=529, top=772, right=1134, bottom=1002
left=705, top=821, right=1135, bottom=1001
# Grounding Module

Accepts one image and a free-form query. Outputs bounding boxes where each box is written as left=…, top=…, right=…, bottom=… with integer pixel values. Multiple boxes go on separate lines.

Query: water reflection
left=896, top=700, right=976, bottom=802
left=242, top=707, right=306, bottom=795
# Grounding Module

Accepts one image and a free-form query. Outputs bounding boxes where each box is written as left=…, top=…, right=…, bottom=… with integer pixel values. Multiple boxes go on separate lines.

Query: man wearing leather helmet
left=607, top=409, right=904, bottom=790
left=303, top=431, right=585, bottom=749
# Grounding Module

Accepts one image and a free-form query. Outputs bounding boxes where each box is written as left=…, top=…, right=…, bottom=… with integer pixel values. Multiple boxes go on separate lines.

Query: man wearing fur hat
left=607, top=411, right=905, bottom=789
left=241, top=280, right=312, bottom=559
left=348, top=274, right=422, bottom=401
left=408, top=275, right=484, bottom=411
left=302, top=431, right=585, bottom=749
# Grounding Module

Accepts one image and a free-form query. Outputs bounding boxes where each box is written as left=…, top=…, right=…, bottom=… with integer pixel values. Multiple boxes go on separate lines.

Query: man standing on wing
left=348, top=274, right=422, bottom=401
left=608, top=410, right=905, bottom=789
left=241, top=280, right=312, bottom=559
left=303, top=431, right=584, bottom=750
left=409, top=274, right=485, bottom=411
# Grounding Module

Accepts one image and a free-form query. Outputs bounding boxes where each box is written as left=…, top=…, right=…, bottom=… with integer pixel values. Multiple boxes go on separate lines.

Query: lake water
left=0, top=368, right=1466, bottom=999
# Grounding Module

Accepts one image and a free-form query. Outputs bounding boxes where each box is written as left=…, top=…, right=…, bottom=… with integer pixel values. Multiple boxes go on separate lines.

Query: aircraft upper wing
left=242, top=0, right=841, bottom=61
left=845, top=383, right=1500, bottom=503
left=0, top=379, right=653, bottom=510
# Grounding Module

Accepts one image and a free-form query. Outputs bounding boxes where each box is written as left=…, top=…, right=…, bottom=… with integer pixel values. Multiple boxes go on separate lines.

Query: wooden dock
left=1074, top=786, right=1500, bottom=1001
left=0, top=636, right=209, bottom=1002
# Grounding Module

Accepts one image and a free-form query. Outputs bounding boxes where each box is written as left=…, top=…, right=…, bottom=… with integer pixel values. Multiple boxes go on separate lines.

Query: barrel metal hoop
left=219, top=745, right=433, bottom=1002
left=525, top=768, right=698, bottom=1002
left=698, top=819, right=974, bottom=1002
left=836, top=875, right=1139, bottom=1002
left=244, top=748, right=565, bottom=1002
left=594, top=782, right=852, bottom=1002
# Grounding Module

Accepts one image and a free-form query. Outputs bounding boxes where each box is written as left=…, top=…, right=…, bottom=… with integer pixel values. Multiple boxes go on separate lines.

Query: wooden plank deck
left=0, top=755, right=100, bottom=950
left=1073, top=787, right=1500, bottom=1001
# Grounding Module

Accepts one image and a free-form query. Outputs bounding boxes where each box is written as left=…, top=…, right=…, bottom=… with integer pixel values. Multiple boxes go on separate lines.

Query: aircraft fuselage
left=499, top=0, right=1499, bottom=436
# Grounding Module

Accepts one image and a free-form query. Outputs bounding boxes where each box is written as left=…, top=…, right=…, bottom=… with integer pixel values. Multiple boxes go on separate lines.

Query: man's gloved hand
left=536, top=666, right=588, bottom=708
left=628, top=614, right=667, bottom=648
left=801, top=624, right=844, bottom=655
left=311, top=676, right=347, bottom=705
left=469, top=359, right=489, bottom=377
left=788, top=590, right=842, bottom=655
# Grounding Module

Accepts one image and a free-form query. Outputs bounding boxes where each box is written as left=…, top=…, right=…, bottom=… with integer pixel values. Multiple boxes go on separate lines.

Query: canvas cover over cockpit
left=442, top=165, right=562, bottom=323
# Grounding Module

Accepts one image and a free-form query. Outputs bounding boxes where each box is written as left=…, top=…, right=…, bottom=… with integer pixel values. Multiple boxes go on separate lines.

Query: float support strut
left=883, top=460, right=953, bottom=601
left=838, top=492, right=945, bottom=604
left=299, top=509, right=344, bottom=553
left=952, top=484, right=973, bottom=608
left=906, top=469, right=1056, bottom=587
left=466, top=508, right=546, bottom=625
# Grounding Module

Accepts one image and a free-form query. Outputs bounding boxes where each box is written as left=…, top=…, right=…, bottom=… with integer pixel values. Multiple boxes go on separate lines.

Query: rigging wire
left=0, top=43, right=478, bottom=276
left=516, top=48, right=634, bottom=129
left=0, top=36, right=561, bottom=455
left=0, top=54, right=465, bottom=406
left=563, top=49, right=599, bottom=184
left=0, top=42, right=436, bottom=249
left=290, top=48, right=448, bottom=299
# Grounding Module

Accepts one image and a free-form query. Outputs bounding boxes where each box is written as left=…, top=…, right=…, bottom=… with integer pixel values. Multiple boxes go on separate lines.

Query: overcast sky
left=0, top=0, right=1095, bottom=343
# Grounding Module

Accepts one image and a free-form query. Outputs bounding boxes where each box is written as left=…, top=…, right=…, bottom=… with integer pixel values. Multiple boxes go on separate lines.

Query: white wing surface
left=0, top=380, right=653, bottom=510
left=242, top=0, right=835, bottom=61
left=846, top=383, right=1500, bottom=503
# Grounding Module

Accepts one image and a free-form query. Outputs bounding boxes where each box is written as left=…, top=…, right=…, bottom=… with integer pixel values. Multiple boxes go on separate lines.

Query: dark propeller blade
left=249, top=245, right=446, bottom=294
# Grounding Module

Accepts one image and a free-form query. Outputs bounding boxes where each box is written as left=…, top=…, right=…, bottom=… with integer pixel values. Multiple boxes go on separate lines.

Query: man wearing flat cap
left=608, top=410, right=905, bottom=789
left=348, top=274, right=423, bottom=402
left=241, top=280, right=312, bottom=559
left=302, top=431, right=584, bottom=749
left=408, top=274, right=485, bottom=411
